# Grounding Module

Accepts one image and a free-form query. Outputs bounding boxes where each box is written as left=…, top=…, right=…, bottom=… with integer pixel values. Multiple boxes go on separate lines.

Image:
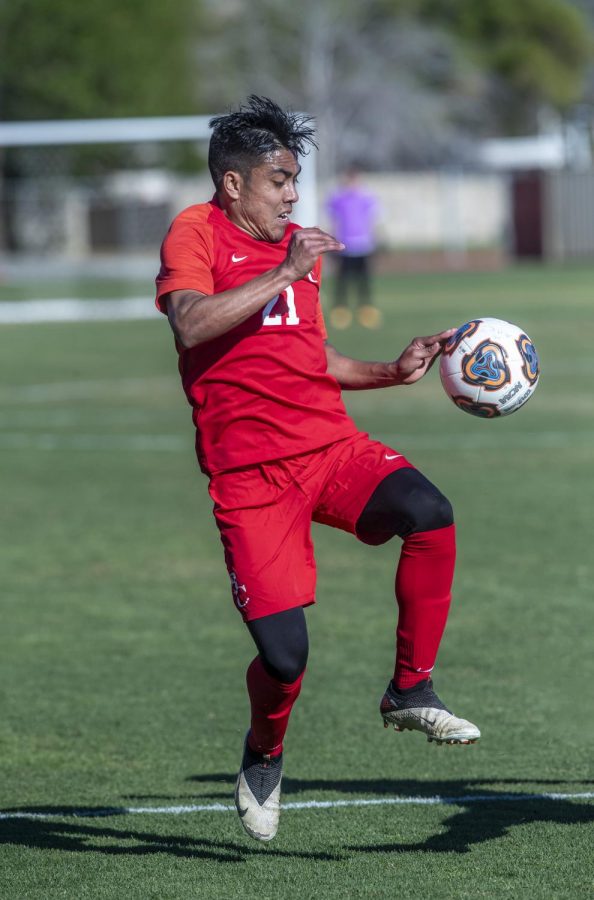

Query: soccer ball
left=439, top=317, right=540, bottom=418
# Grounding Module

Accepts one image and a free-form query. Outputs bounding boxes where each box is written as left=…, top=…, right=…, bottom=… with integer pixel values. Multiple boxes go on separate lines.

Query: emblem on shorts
left=230, top=571, right=250, bottom=609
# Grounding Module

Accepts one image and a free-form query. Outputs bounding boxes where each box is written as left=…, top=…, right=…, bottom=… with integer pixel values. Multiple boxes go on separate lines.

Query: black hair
left=208, top=95, right=317, bottom=191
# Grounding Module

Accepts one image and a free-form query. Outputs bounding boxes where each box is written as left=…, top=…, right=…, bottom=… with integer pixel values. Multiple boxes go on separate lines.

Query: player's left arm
left=324, top=329, right=457, bottom=389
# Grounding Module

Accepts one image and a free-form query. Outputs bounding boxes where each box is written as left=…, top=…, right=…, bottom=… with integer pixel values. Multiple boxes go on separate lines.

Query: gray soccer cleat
left=380, top=679, right=480, bottom=745
left=235, top=737, right=283, bottom=841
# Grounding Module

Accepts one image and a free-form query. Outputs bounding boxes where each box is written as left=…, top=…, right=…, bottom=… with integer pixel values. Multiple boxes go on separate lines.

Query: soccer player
left=326, top=165, right=381, bottom=329
left=155, top=95, right=480, bottom=843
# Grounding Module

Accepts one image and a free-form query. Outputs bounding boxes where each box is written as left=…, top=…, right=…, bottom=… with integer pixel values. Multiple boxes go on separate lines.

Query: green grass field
left=1, top=264, right=593, bottom=898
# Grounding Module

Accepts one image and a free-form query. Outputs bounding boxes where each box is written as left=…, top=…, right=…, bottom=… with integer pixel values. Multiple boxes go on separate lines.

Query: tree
left=422, top=0, right=592, bottom=132
left=0, top=0, right=203, bottom=248
left=197, top=0, right=484, bottom=173
left=196, top=0, right=593, bottom=171
left=0, top=0, right=199, bottom=122
left=1, top=0, right=591, bottom=176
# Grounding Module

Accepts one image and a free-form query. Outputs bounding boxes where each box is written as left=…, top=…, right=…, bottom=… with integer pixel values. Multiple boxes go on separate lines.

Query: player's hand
left=392, top=328, right=457, bottom=385
left=281, top=227, right=344, bottom=281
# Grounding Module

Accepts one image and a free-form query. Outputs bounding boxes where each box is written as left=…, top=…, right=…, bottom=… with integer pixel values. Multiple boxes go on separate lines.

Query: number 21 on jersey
left=262, top=284, right=300, bottom=326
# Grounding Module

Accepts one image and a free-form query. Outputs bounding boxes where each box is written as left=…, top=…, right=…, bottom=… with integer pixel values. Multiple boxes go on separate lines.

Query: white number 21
left=262, top=284, right=300, bottom=326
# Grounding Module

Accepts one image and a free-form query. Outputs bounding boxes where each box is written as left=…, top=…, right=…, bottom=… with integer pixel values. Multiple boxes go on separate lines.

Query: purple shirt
left=326, top=186, right=378, bottom=256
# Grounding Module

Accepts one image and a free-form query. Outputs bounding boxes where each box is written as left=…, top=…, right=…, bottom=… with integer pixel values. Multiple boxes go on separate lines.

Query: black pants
left=333, top=254, right=372, bottom=308
left=246, top=467, right=453, bottom=683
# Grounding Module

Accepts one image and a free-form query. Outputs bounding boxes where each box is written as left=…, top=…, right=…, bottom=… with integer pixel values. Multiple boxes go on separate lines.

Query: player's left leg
left=356, top=468, right=480, bottom=744
left=235, top=607, right=309, bottom=842
left=313, top=435, right=479, bottom=743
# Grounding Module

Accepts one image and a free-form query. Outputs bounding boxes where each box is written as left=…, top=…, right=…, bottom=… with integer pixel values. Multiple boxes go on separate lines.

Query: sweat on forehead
left=259, top=150, right=300, bottom=173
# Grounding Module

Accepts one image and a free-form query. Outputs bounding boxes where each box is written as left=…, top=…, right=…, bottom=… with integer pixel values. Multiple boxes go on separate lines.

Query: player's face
left=228, top=148, right=300, bottom=242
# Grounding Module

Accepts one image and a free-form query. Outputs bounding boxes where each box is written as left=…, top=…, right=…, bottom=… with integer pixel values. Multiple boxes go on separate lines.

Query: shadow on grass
left=183, top=773, right=594, bottom=796
left=345, top=796, right=594, bottom=855
left=185, top=774, right=594, bottom=855
left=121, top=775, right=594, bottom=804
left=0, top=816, right=340, bottom=863
left=3, top=778, right=593, bottom=859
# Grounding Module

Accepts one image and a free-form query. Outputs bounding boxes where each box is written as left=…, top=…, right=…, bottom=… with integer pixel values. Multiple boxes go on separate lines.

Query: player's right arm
left=165, top=227, right=343, bottom=348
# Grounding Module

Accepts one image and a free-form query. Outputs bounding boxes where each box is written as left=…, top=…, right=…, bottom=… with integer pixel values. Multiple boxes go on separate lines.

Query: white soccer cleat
left=235, top=738, right=283, bottom=842
left=380, top=679, right=480, bottom=745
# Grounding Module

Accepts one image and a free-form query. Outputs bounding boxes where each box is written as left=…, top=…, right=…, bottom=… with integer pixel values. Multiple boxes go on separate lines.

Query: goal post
left=0, top=115, right=319, bottom=263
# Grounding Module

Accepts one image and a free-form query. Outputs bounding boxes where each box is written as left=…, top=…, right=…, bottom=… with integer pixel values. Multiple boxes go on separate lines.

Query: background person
left=155, top=96, right=480, bottom=844
left=325, top=165, right=381, bottom=329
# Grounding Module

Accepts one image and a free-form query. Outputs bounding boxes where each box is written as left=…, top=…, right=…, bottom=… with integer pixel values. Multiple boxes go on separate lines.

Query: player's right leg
left=235, top=607, right=309, bottom=841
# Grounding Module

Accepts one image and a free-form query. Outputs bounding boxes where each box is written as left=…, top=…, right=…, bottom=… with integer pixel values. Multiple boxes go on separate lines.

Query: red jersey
left=155, top=198, right=357, bottom=474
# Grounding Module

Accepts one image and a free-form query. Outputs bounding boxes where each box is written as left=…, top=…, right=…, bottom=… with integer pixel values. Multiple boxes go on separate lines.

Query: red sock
left=393, top=524, right=456, bottom=690
left=245, top=656, right=304, bottom=756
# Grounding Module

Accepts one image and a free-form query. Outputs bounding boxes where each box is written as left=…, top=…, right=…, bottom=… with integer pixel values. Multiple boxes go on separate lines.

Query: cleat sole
left=382, top=716, right=404, bottom=732
left=381, top=707, right=480, bottom=746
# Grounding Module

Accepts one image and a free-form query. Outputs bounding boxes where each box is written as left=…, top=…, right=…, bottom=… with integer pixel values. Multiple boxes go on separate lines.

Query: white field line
left=0, top=301, right=592, bottom=385
left=377, top=431, right=594, bottom=450
left=0, top=298, right=159, bottom=323
left=0, top=791, right=593, bottom=821
left=0, top=430, right=593, bottom=453
left=0, top=376, right=178, bottom=404
left=0, top=432, right=187, bottom=452
left=0, top=301, right=592, bottom=377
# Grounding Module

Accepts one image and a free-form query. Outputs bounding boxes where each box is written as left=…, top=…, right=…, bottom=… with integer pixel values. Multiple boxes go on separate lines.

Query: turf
left=0, top=264, right=593, bottom=898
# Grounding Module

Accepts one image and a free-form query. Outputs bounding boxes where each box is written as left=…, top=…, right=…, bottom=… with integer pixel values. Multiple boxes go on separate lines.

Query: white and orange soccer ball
left=439, top=317, right=540, bottom=418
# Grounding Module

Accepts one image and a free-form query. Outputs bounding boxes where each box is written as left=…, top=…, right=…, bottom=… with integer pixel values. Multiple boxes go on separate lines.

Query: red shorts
left=208, top=432, right=413, bottom=621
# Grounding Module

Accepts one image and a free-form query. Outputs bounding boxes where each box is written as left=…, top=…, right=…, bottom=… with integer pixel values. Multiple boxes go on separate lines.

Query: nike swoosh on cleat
left=416, top=715, right=437, bottom=727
